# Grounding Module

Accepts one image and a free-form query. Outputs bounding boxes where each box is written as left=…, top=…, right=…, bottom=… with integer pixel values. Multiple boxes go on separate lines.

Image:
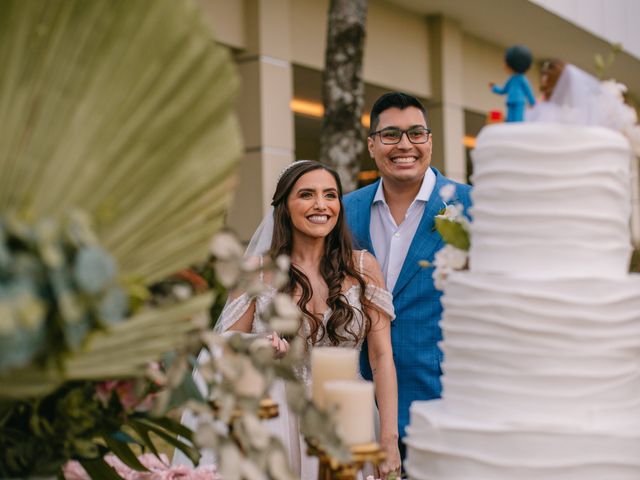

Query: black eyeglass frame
left=368, top=126, right=432, bottom=145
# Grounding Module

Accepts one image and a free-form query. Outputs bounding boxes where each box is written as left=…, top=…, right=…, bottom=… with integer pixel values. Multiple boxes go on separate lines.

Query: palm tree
left=319, top=0, right=368, bottom=192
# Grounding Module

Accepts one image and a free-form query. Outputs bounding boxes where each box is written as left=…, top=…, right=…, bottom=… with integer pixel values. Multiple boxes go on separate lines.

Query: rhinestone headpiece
left=276, top=160, right=315, bottom=182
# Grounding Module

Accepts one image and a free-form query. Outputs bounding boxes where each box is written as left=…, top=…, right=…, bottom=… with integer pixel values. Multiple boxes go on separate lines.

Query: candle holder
left=209, top=396, right=279, bottom=421
left=306, top=438, right=386, bottom=480
left=256, top=396, right=279, bottom=420
left=209, top=397, right=280, bottom=454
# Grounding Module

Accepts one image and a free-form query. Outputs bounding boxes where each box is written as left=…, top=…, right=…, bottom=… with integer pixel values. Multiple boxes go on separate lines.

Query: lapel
left=350, top=180, right=378, bottom=255
left=392, top=169, right=448, bottom=297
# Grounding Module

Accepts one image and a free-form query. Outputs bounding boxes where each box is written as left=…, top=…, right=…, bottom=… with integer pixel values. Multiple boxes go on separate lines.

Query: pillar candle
left=323, top=380, right=375, bottom=445
left=235, top=355, right=266, bottom=398
left=311, top=347, right=358, bottom=409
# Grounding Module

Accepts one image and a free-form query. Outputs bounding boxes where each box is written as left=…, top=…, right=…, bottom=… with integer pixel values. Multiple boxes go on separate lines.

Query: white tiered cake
left=405, top=123, right=640, bottom=479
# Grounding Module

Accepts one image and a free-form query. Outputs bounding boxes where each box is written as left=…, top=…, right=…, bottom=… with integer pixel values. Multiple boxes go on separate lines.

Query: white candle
left=323, top=380, right=375, bottom=445
left=235, top=356, right=266, bottom=398
left=311, top=347, right=359, bottom=408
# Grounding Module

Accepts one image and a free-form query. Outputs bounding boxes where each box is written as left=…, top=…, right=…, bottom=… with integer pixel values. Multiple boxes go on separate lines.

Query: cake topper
left=489, top=45, right=536, bottom=122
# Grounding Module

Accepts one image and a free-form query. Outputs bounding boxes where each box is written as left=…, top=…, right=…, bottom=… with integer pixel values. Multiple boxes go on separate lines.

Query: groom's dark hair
left=270, top=160, right=375, bottom=346
left=369, top=92, right=428, bottom=133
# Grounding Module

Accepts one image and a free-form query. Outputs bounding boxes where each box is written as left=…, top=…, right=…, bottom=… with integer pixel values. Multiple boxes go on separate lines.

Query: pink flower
left=64, top=454, right=222, bottom=480
left=95, top=381, right=119, bottom=407
left=94, top=379, right=155, bottom=412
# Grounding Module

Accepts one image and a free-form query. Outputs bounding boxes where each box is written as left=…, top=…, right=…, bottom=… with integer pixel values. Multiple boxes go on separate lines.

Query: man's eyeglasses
left=369, top=127, right=431, bottom=145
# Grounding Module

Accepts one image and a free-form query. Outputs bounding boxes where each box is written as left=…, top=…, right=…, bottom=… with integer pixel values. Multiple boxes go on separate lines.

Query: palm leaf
left=0, top=0, right=242, bottom=284
left=0, top=293, right=213, bottom=399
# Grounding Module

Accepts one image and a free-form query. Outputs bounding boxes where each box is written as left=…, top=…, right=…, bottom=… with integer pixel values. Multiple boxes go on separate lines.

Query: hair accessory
left=277, top=160, right=315, bottom=182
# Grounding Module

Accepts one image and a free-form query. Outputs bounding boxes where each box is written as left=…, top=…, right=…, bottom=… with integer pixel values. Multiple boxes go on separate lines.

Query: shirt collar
left=373, top=167, right=435, bottom=205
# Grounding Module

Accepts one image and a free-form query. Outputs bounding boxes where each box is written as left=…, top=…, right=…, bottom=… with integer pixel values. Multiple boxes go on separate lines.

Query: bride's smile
left=307, top=214, right=329, bottom=224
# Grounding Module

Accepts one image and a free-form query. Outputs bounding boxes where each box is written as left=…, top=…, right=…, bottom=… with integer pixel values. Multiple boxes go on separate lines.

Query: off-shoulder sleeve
left=213, top=293, right=254, bottom=333
left=365, top=284, right=395, bottom=321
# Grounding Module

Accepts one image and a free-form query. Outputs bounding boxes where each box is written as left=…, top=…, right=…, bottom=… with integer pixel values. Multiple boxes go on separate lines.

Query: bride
left=215, top=160, right=402, bottom=479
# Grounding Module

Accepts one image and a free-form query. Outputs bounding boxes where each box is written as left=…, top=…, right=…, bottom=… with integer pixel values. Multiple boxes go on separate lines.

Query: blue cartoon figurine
left=490, top=45, right=536, bottom=122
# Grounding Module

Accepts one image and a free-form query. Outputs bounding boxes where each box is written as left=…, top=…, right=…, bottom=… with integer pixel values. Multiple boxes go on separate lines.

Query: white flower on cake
left=432, top=244, right=469, bottom=290
left=601, top=79, right=630, bottom=102
left=600, top=81, right=640, bottom=155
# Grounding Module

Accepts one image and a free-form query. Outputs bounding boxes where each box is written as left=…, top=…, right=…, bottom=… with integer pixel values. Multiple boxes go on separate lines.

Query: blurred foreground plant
left=0, top=1, right=348, bottom=478
left=0, top=0, right=241, bottom=477
left=164, top=232, right=350, bottom=480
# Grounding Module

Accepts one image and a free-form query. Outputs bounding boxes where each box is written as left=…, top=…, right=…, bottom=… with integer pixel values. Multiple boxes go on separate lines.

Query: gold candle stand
left=210, top=397, right=279, bottom=454
left=210, top=396, right=279, bottom=421
left=256, top=396, right=279, bottom=419
left=306, top=438, right=386, bottom=480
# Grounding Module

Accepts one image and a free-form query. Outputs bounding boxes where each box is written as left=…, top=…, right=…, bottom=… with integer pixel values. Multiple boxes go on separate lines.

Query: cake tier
left=405, top=400, right=640, bottom=480
left=439, top=272, right=640, bottom=427
left=469, top=123, right=632, bottom=279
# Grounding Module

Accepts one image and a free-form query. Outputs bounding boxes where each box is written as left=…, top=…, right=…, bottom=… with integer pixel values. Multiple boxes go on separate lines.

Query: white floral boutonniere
left=422, top=185, right=471, bottom=290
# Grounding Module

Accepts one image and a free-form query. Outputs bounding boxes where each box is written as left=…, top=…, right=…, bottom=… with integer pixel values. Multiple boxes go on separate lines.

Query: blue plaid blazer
left=343, top=168, right=472, bottom=438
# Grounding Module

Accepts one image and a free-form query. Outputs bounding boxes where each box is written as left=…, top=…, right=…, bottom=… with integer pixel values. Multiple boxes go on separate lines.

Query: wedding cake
left=405, top=122, right=640, bottom=479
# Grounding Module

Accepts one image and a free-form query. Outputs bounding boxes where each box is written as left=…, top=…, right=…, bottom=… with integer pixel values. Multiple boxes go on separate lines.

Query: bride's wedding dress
left=213, top=251, right=395, bottom=480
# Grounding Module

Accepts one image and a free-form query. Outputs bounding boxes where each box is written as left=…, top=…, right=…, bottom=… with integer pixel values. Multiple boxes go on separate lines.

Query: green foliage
left=1, top=383, right=113, bottom=477
left=434, top=216, right=471, bottom=251
left=0, top=0, right=243, bottom=476
left=0, top=381, right=199, bottom=479
left=0, top=212, right=127, bottom=374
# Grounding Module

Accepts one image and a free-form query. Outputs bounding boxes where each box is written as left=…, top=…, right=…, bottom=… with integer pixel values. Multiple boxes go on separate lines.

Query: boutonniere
left=423, top=185, right=471, bottom=290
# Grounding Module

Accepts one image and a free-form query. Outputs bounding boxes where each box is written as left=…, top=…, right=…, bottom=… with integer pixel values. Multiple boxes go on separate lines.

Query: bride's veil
left=244, top=207, right=275, bottom=259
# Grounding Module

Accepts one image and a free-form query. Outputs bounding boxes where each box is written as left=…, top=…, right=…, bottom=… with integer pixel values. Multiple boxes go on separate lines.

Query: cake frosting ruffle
left=470, top=123, right=632, bottom=279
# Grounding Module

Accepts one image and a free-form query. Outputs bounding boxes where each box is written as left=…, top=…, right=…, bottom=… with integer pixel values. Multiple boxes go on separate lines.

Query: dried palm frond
left=0, top=293, right=213, bottom=399
left=0, top=0, right=242, bottom=284
left=0, top=0, right=243, bottom=395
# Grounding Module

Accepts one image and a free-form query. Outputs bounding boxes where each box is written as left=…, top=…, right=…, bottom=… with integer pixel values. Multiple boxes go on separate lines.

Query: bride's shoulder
left=353, top=250, right=385, bottom=287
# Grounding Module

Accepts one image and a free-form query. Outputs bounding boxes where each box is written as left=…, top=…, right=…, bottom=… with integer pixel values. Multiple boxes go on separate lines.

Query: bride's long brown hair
left=270, top=160, right=374, bottom=346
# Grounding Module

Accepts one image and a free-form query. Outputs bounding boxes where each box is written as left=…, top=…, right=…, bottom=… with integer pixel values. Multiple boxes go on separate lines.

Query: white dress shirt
left=370, top=168, right=436, bottom=292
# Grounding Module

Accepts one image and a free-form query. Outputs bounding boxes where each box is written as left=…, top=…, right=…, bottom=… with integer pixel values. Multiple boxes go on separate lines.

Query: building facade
left=195, top=0, right=640, bottom=239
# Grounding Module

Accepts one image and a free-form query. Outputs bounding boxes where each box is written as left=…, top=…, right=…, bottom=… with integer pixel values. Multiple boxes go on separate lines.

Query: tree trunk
left=319, top=0, right=367, bottom=193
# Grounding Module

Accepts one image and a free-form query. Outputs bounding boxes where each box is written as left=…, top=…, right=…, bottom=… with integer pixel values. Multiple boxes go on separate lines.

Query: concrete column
left=226, top=0, right=295, bottom=241
left=427, top=15, right=467, bottom=183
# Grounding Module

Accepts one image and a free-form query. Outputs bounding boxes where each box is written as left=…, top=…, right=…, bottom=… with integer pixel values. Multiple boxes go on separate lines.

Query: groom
left=344, top=92, right=472, bottom=457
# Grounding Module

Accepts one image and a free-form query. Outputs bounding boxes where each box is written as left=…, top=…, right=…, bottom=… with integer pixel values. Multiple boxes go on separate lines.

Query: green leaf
left=136, top=416, right=194, bottom=442
left=78, top=457, right=124, bottom=480
left=130, top=418, right=200, bottom=465
left=103, top=434, right=149, bottom=472
left=129, top=421, right=160, bottom=459
left=166, top=370, right=206, bottom=410
left=434, top=217, right=470, bottom=250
